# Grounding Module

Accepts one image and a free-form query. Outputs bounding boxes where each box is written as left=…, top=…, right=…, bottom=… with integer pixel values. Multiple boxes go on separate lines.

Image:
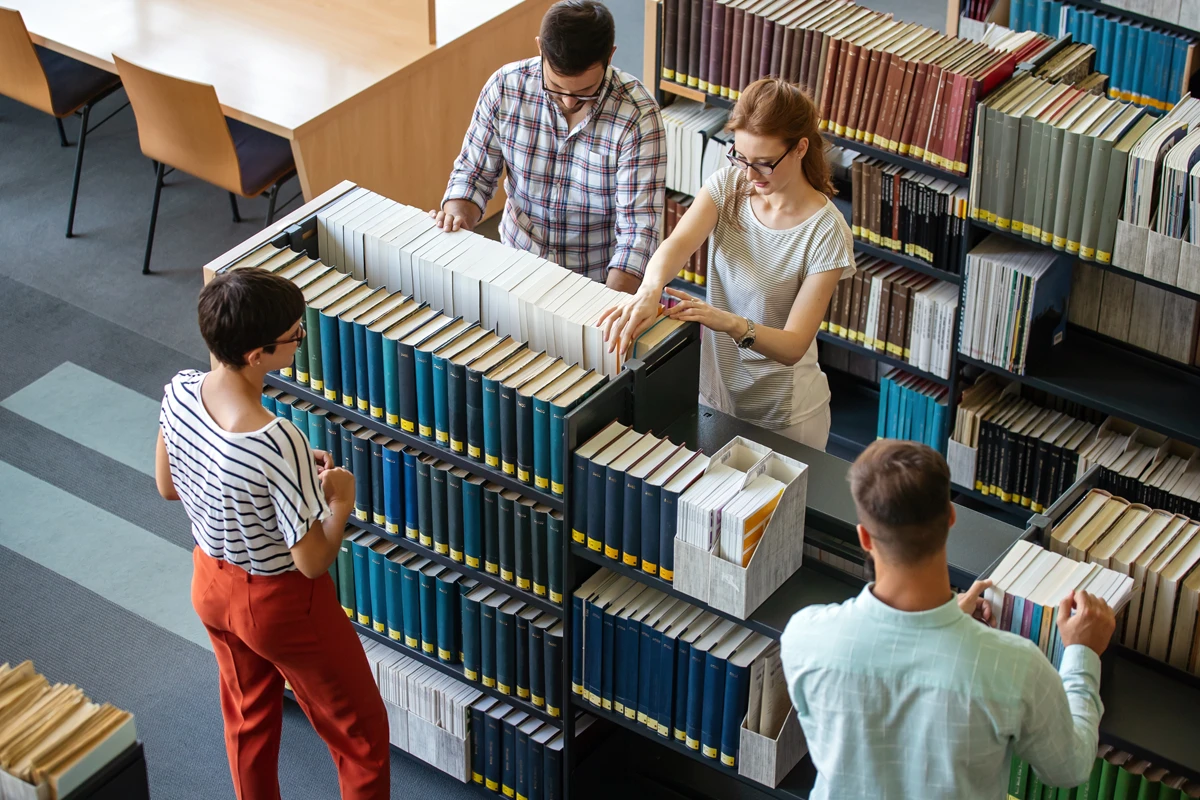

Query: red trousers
left=191, top=548, right=390, bottom=800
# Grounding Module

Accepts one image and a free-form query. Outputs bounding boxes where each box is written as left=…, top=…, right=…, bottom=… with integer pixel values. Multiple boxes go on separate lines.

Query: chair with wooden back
left=0, top=7, right=124, bottom=237
left=114, top=55, right=297, bottom=274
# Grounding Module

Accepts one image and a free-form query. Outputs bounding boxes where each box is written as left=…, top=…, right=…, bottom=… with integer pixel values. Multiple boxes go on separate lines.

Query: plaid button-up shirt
left=442, top=58, right=666, bottom=282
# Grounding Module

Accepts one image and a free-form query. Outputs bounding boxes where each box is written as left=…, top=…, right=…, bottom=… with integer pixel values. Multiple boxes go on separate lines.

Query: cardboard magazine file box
left=1143, top=228, right=1184, bottom=286
left=407, top=714, right=471, bottom=783
left=1111, top=219, right=1149, bottom=275
left=1176, top=240, right=1200, bottom=295
left=738, top=705, right=808, bottom=788
left=383, top=699, right=410, bottom=752
left=946, top=439, right=978, bottom=491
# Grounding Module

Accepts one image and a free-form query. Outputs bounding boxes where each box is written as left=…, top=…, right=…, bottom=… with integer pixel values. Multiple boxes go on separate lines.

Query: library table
left=14, top=0, right=545, bottom=211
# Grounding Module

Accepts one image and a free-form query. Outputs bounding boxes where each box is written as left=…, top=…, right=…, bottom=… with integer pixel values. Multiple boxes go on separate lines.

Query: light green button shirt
left=780, top=585, right=1103, bottom=800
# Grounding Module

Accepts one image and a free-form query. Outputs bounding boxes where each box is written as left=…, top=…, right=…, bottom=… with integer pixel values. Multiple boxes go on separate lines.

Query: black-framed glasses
left=541, top=58, right=609, bottom=104
left=726, top=142, right=795, bottom=176
left=261, top=320, right=305, bottom=349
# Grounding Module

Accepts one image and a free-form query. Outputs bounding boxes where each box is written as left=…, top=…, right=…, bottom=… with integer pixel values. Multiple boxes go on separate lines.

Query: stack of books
left=820, top=253, right=960, bottom=378
left=571, top=568, right=777, bottom=769
left=665, top=192, right=709, bottom=287
left=1008, top=746, right=1198, bottom=799
left=660, top=0, right=1054, bottom=175
left=0, top=661, right=137, bottom=800
left=677, top=458, right=786, bottom=568
left=1046, top=488, right=1200, bottom=673
left=265, top=391, right=568, bottom=600
left=850, top=154, right=969, bottom=275
left=876, top=366, right=949, bottom=451
left=662, top=98, right=729, bottom=198
left=469, top=704, right=597, bottom=799
left=1030, top=41, right=1106, bottom=93
left=958, top=234, right=1069, bottom=375
left=1010, top=1, right=1197, bottom=111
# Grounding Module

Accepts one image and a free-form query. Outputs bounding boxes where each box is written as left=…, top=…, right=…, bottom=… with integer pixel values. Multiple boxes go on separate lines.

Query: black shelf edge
left=264, top=373, right=563, bottom=511
left=658, top=79, right=970, bottom=187
left=667, top=277, right=705, bottom=300
left=969, top=218, right=1200, bottom=303
left=950, top=481, right=1035, bottom=528
left=817, top=330, right=952, bottom=386
left=955, top=337, right=1200, bottom=449
left=852, top=238, right=963, bottom=285
left=1070, top=0, right=1200, bottom=39
left=353, top=518, right=562, bottom=617
left=351, top=619, right=563, bottom=727
left=566, top=696, right=813, bottom=799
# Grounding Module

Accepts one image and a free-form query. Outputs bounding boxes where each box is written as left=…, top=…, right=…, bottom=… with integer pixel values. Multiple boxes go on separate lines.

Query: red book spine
left=747, top=12, right=765, bottom=85
left=697, top=0, right=713, bottom=92
left=818, top=37, right=846, bottom=128
left=798, top=28, right=816, bottom=94
left=913, top=66, right=948, bottom=160
left=687, top=0, right=702, bottom=88
left=663, top=0, right=679, bottom=80
left=832, top=42, right=861, bottom=136
left=676, top=0, right=692, bottom=85
left=845, top=43, right=875, bottom=138
left=888, top=58, right=923, bottom=153
left=729, top=9, right=745, bottom=95
left=935, top=71, right=968, bottom=171
left=862, top=51, right=892, bottom=143
left=719, top=2, right=734, bottom=97
left=708, top=0, right=725, bottom=95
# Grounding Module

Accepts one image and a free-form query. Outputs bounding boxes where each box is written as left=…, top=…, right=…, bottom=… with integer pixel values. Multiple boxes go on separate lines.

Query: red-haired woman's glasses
left=726, top=142, right=795, bottom=176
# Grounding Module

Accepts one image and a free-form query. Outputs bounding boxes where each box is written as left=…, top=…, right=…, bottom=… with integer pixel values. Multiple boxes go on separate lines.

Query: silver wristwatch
left=736, top=317, right=756, bottom=349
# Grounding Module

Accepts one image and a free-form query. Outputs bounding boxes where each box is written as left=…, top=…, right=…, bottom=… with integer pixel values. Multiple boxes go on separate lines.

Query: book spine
left=448, top=362, right=468, bottom=454
left=519, top=502, right=539, bottom=595
left=368, top=548, right=388, bottom=633
left=415, top=347, right=436, bottom=440
left=496, top=606, right=516, bottom=695
left=353, top=321, right=371, bottom=413
left=586, top=460, right=607, bottom=553
left=431, top=465, right=449, bottom=555
left=337, top=540, right=355, bottom=617
left=499, top=491, right=517, bottom=584
left=400, top=562, right=421, bottom=647
left=546, top=511, right=563, bottom=604
left=483, top=375, right=503, bottom=469
left=351, top=435, right=372, bottom=522
left=544, top=624, right=563, bottom=717
left=532, top=396, right=553, bottom=491
left=402, top=450, right=419, bottom=538
left=303, top=306, right=324, bottom=390
left=484, top=710, right=501, bottom=791
left=603, top=466, right=625, bottom=561
left=499, top=382, right=519, bottom=476
left=416, top=456, right=433, bottom=547
left=463, top=479, right=483, bottom=569
left=467, top=366, right=487, bottom=463
left=719, top=660, right=750, bottom=766
left=516, top=612, right=531, bottom=700
left=370, top=438, right=386, bottom=526
left=641, top=481, right=662, bottom=576
left=319, top=311, right=342, bottom=402
left=480, top=598, right=498, bottom=688
left=384, top=557, right=404, bottom=640
left=483, top=483, right=501, bottom=576
left=571, top=452, right=589, bottom=544
left=470, top=704, right=486, bottom=784
left=461, top=590, right=482, bottom=680
left=432, top=354, right=452, bottom=446
left=435, top=576, right=460, bottom=662
left=660, top=488, right=680, bottom=582
left=663, top=0, right=679, bottom=80
left=418, top=569, right=438, bottom=654
left=621, top=469, right=642, bottom=567
left=516, top=390, right=537, bottom=485
left=699, top=650, right=726, bottom=759
left=338, top=317, right=357, bottom=408
left=684, top=643, right=707, bottom=749
left=324, top=412, right=343, bottom=468
left=380, top=336, right=400, bottom=424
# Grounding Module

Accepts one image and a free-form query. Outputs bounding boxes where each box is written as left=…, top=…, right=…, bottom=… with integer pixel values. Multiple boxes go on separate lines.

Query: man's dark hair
left=847, top=439, right=953, bottom=565
left=198, top=269, right=305, bottom=367
left=540, top=0, right=615, bottom=77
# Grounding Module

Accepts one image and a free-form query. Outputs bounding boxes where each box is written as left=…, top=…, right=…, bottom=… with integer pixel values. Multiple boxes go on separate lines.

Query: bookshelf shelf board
left=355, top=518, right=562, bottom=617
left=956, top=334, right=1200, bottom=449
left=263, top=373, right=563, bottom=511
left=852, top=238, right=963, bottom=284
left=817, top=331, right=952, bottom=386
left=658, top=80, right=971, bottom=188
left=667, top=277, right=705, bottom=300
left=571, top=542, right=859, bottom=639
left=1069, top=0, right=1200, bottom=39
left=950, top=481, right=1034, bottom=528
left=566, top=696, right=816, bottom=800
left=969, top=218, right=1200, bottom=303
left=351, top=619, right=563, bottom=728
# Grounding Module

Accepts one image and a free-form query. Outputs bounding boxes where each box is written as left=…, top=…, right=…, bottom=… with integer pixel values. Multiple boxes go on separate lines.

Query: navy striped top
left=159, top=370, right=331, bottom=575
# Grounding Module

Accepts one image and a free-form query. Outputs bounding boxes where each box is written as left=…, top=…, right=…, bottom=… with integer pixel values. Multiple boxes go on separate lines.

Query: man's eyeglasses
left=261, top=321, right=305, bottom=350
left=726, top=142, right=796, bottom=176
left=541, top=58, right=608, bottom=103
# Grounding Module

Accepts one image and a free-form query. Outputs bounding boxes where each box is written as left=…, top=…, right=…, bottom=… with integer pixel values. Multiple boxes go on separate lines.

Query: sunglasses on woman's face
left=726, top=142, right=795, bottom=176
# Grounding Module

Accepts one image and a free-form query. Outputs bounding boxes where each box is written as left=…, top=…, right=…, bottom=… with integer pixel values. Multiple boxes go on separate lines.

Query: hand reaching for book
left=957, top=579, right=993, bottom=626
left=319, top=467, right=355, bottom=512
left=598, top=289, right=661, bottom=358
left=1058, top=590, right=1116, bottom=656
left=428, top=200, right=480, bottom=232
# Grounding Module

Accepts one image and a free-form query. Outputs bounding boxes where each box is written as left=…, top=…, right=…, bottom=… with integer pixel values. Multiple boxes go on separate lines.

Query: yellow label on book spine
left=623, top=553, right=638, bottom=566
left=547, top=704, right=560, bottom=718
left=356, top=399, right=368, bottom=412
left=604, top=545, right=619, bottom=559
left=311, top=379, right=324, bottom=392
left=572, top=682, right=583, bottom=695
left=697, top=80, right=708, bottom=92
left=466, top=555, right=480, bottom=568
left=436, top=431, right=449, bottom=444
left=1080, top=246, right=1096, bottom=260
left=405, top=527, right=418, bottom=539
left=1097, top=250, right=1112, bottom=264
left=342, top=394, right=353, bottom=406
left=389, top=628, right=402, bottom=641
left=372, top=621, right=384, bottom=633
left=502, top=461, right=515, bottom=475
left=685, top=736, right=699, bottom=750
left=422, top=641, right=434, bottom=653
left=473, top=772, right=483, bottom=784
left=435, top=542, right=448, bottom=554
left=501, top=568, right=514, bottom=581
left=662, top=68, right=674, bottom=79
left=702, top=745, right=717, bottom=758
left=297, top=371, right=310, bottom=384
left=483, top=676, right=496, bottom=688
left=373, top=513, right=385, bottom=525
left=624, top=708, right=636, bottom=720
left=405, top=635, right=419, bottom=647
left=1052, top=235, right=1067, bottom=249
left=498, top=682, right=510, bottom=695
left=721, top=754, right=735, bottom=767
left=532, top=694, right=545, bottom=707
left=572, top=529, right=585, bottom=543
left=342, top=606, right=353, bottom=618
left=486, top=562, right=499, bottom=575
left=385, top=412, right=399, bottom=425
left=587, top=537, right=602, bottom=552
left=401, top=419, right=415, bottom=433
left=438, top=647, right=451, bottom=660
left=487, top=455, right=500, bottom=467
left=356, top=613, right=368, bottom=624
left=281, top=367, right=293, bottom=378
left=549, top=590, right=562, bottom=603
left=1012, top=221, right=1024, bottom=234
left=674, top=729, right=686, bottom=741
left=517, top=467, right=530, bottom=481
left=324, top=389, right=337, bottom=401
left=517, top=577, right=530, bottom=590
left=419, top=534, right=432, bottom=547
left=450, top=549, right=463, bottom=562
left=614, top=701, right=624, bottom=714
left=386, top=522, right=399, bottom=534
left=601, top=699, right=612, bottom=710
left=996, top=216, right=1011, bottom=230
left=660, top=568, right=673, bottom=582
left=517, top=687, right=529, bottom=699
left=465, top=667, right=479, bottom=680
left=551, top=481, right=564, bottom=495
left=636, top=711, right=648, bottom=724
left=355, top=510, right=368, bottom=521
left=642, top=562, right=657, bottom=575
left=486, top=779, right=499, bottom=791
left=658, top=723, right=669, bottom=736
left=518, top=793, right=527, bottom=800
left=1066, top=241, right=1080, bottom=255
left=468, top=444, right=481, bottom=458
left=535, top=476, right=548, bottom=489
left=419, top=424, right=432, bottom=437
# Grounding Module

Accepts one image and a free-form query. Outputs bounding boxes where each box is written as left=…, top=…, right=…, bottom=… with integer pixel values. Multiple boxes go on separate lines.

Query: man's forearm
left=606, top=268, right=643, bottom=294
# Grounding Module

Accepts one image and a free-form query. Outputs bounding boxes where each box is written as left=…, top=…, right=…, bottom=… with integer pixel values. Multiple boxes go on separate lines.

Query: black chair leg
left=143, top=162, right=165, bottom=275
left=229, top=192, right=242, bottom=223
left=65, top=104, right=92, bottom=238
left=56, top=117, right=69, bottom=147
left=265, top=183, right=281, bottom=226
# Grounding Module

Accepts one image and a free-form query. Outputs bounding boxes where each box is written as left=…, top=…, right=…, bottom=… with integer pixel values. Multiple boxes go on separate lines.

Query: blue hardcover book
left=415, top=320, right=473, bottom=442
left=384, top=549, right=409, bottom=641
left=431, top=462, right=451, bottom=556
left=431, top=330, right=488, bottom=448
left=516, top=607, right=539, bottom=700
left=1111, top=22, right=1128, bottom=100
left=435, top=570, right=463, bottom=663
left=447, top=467, right=466, bottom=562
left=460, top=583, right=491, bottom=681
left=337, top=315, right=359, bottom=409
left=399, top=556, right=427, bottom=649
left=354, top=296, right=408, bottom=414
left=1142, top=28, right=1159, bottom=108
left=470, top=697, right=497, bottom=785
left=1131, top=24, right=1148, bottom=104
left=720, top=635, right=773, bottom=767
left=570, top=422, right=628, bottom=547
left=353, top=316, right=373, bottom=414
left=306, top=407, right=327, bottom=452
left=530, top=615, right=553, bottom=708
left=480, top=593, right=505, bottom=689
left=685, top=620, right=735, bottom=750
left=671, top=636, right=693, bottom=741
left=317, top=305, right=345, bottom=403
left=350, top=533, right=374, bottom=627
left=482, top=349, right=537, bottom=470
left=369, top=435, right=387, bottom=527
left=415, top=454, right=435, bottom=548
left=700, top=629, right=751, bottom=760
left=382, top=442, right=404, bottom=534
left=1167, top=36, right=1183, bottom=110
left=584, top=591, right=610, bottom=706
left=367, top=540, right=393, bottom=633
left=418, top=562, right=443, bottom=656
left=289, top=402, right=309, bottom=442
left=898, top=382, right=910, bottom=440
left=543, top=622, right=563, bottom=718
left=403, top=448, right=420, bottom=539
left=636, top=602, right=671, bottom=726
left=528, top=726, right=556, bottom=800
left=462, top=475, right=486, bottom=570
left=1097, top=15, right=1113, bottom=78
left=261, top=391, right=277, bottom=414
left=602, top=433, right=654, bottom=561
left=496, top=598, right=522, bottom=696
left=323, top=413, right=343, bottom=467
left=912, top=390, right=927, bottom=445
left=1035, top=0, right=1050, bottom=35
left=501, top=710, right=527, bottom=799
left=515, top=718, right=543, bottom=800
left=483, top=702, right=510, bottom=792
left=350, top=429, right=373, bottom=523
left=611, top=608, right=634, bottom=716
left=932, top=400, right=947, bottom=454
left=622, top=440, right=676, bottom=569
left=886, top=377, right=900, bottom=437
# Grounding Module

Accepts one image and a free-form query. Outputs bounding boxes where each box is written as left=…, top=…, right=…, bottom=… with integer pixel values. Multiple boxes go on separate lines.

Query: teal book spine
left=318, top=309, right=342, bottom=403
left=368, top=546, right=388, bottom=634
left=416, top=457, right=433, bottom=548
left=337, top=317, right=357, bottom=409
left=403, top=449, right=420, bottom=539
left=435, top=575, right=460, bottom=663
left=305, top=410, right=325, bottom=452
left=463, top=479, right=483, bottom=570
left=480, top=600, right=498, bottom=688
left=365, top=327, right=386, bottom=421
left=351, top=537, right=372, bottom=626
left=304, top=306, right=325, bottom=395
left=352, top=318, right=371, bottom=413
left=384, top=557, right=405, bottom=640
left=548, top=398, right=580, bottom=497
left=515, top=613, right=531, bottom=700
left=414, top=346, right=436, bottom=441
left=447, top=470, right=465, bottom=563
left=516, top=502, right=535, bottom=595
left=419, top=568, right=439, bottom=656
left=532, top=395, right=553, bottom=492
left=351, top=434, right=371, bottom=523
left=324, top=415, right=343, bottom=468
left=544, top=624, right=563, bottom=718
left=482, top=374, right=503, bottom=470
left=499, top=381, right=519, bottom=476
left=339, top=422, right=355, bottom=470
left=546, top=511, right=563, bottom=604
left=498, top=492, right=516, bottom=585
left=529, top=622, right=546, bottom=708
left=261, top=392, right=276, bottom=414
left=289, top=405, right=309, bottom=443
left=399, top=560, right=422, bottom=649
left=369, top=438, right=386, bottom=527
left=431, top=466, right=449, bottom=556
left=382, top=445, right=403, bottom=534
left=466, top=365, right=488, bottom=463
left=461, top=590, right=483, bottom=681
left=496, top=604, right=516, bottom=695
left=432, top=351, right=453, bottom=448
left=447, top=361, right=469, bottom=455
left=381, top=337, right=401, bottom=426
left=483, top=483, right=500, bottom=576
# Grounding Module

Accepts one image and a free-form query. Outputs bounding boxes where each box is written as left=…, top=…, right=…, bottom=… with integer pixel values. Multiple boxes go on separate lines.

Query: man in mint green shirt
left=781, top=440, right=1116, bottom=800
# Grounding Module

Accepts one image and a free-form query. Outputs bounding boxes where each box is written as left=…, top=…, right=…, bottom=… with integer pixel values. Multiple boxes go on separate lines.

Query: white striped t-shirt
left=700, top=166, right=854, bottom=429
left=159, top=370, right=331, bottom=575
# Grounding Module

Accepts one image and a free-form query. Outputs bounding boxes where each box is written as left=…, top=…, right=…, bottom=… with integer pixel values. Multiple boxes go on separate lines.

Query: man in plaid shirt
left=431, top=0, right=666, bottom=293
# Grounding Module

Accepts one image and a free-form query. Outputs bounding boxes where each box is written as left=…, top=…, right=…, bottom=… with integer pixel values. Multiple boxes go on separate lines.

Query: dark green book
left=448, top=333, right=502, bottom=456
left=470, top=696, right=498, bottom=785
left=501, top=709, right=529, bottom=799
left=353, top=293, right=411, bottom=414
left=529, top=615, right=555, bottom=709
left=548, top=371, right=607, bottom=497
left=466, top=336, right=522, bottom=463
left=299, top=272, right=354, bottom=388
left=384, top=549, right=414, bottom=641
left=433, top=326, right=490, bottom=448
left=369, top=434, right=388, bottom=527
left=418, top=562, right=444, bottom=656
left=414, top=319, right=475, bottom=441
left=324, top=413, right=345, bottom=468
left=430, top=461, right=451, bottom=556
left=336, top=538, right=356, bottom=618
left=350, top=531, right=376, bottom=626
left=463, top=475, right=486, bottom=570
left=340, top=420, right=361, bottom=472
left=544, top=731, right=564, bottom=799
left=482, top=348, right=536, bottom=470
left=400, top=556, right=429, bottom=650
left=529, top=726, right=557, bottom=800
left=498, top=490, right=519, bottom=585
left=482, top=481, right=502, bottom=576
left=515, top=717, right=544, bottom=800
left=416, top=454, right=436, bottom=549
left=435, top=570, right=464, bottom=663
left=544, top=621, right=563, bottom=718
left=530, top=504, right=549, bottom=600
left=447, top=467, right=468, bottom=563
left=480, top=593, right=507, bottom=689
left=456, top=577, right=478, bottom=662
left=461, top=584, right=494, bottom=682
left=546, top=508, right=564, bottom=604
left=516, top=360, right=572, bottom=486
left=516, top=497, right=537, bottom=594
left=499, top=354, right=555, bottom=477
left=516, top=606, right=540, bottom=702
left=381, top=307, right=438, bottom=427
left=496, top=598, right=523, bottom=696
left=319, top=283, right=375, bottom=403
left=530, top=365, right=586, bottom=492
left=367, top=539, right=396, bottom=634
left=484, top=702, right=511, bottom=793
left=398, top=315, right=458, bottom=436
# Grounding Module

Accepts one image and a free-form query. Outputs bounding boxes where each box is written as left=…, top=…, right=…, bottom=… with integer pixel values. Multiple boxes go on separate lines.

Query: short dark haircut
left=198, top=269, right=305, bottom=367
left=540, top=0, right=614, bottom=77
left=847, top=439, right=953, bottom=565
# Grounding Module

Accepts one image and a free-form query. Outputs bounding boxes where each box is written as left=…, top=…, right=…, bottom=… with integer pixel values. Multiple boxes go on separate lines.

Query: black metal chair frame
left=57, top=85, right=130, bottom=238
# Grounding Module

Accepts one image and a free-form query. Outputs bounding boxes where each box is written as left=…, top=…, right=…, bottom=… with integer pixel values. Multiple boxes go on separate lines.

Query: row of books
left=970, top=73, right=1153, bottom=265
left=329, top=529, right=566, bottom=715
left=1047, top=488, right=1200, bottom=672
left=1010, top=0, right=1196, bottom=111
left=1069, top=262, right=1200, bottom=367
left=660, top=0, right=1052, bottom=175
left=571, top=568, right=776, bottom=769
left=820, top=253, right=960, bottom=379
left=265, top=391, right=567, bottom=602
left=1098, top=0, right=1200, bottom=29
left=1029, top=40, right=1106, bottom=93
left=876, top=367, right=950, bottom=451
left=1009, top=747, right=1198, bottom=800
left=467, top=702, right=596, bottom=800
left=849, top=154, right=969, bottom=275
left=361, top=636, right=481, bottom=741
left=0, top=662, right=137, bottom=800
left=1077, top=424, right=1200, bottom=518
left=958, top=234, right=1070, bottom=375
left=662, top=98, right=728, bottom=198
left=1122, top=97, right=1200, bottom=243
left=666, top=192, right=710, bottom=287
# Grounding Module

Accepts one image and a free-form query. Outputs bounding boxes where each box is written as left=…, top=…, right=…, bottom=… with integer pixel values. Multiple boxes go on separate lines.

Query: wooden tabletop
left=12, top=0, right=445, bottom=137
